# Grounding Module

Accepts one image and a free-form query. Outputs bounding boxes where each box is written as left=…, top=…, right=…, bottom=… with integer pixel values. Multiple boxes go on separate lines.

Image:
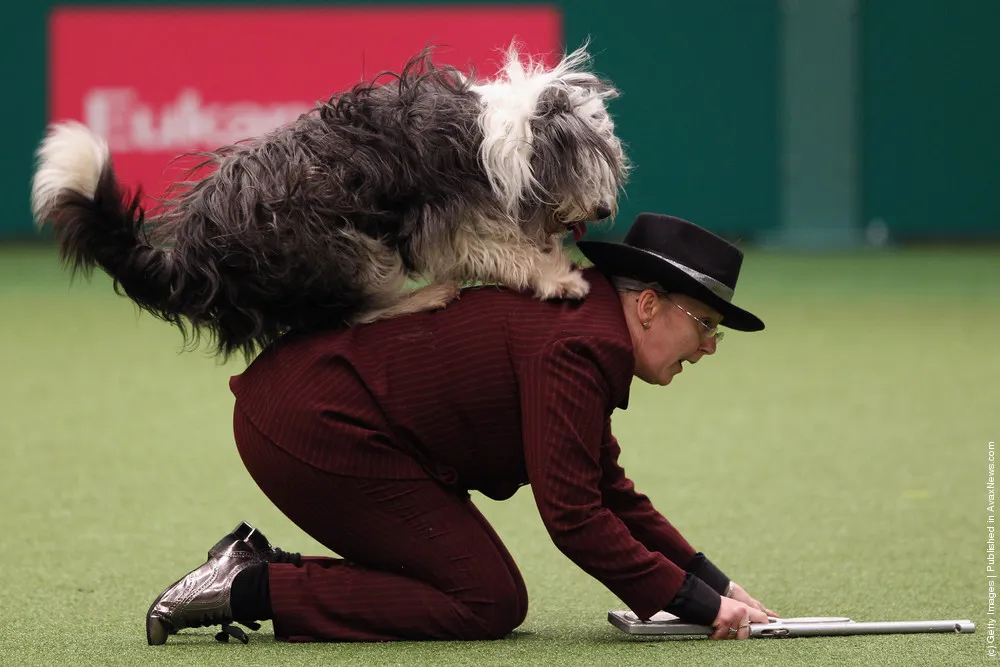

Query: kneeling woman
left=147, top=213, right=777, bottom=644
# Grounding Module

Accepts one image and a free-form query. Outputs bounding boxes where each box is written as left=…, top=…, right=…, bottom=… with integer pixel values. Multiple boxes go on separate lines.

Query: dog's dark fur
left=32, top=46, right=627, bottom=360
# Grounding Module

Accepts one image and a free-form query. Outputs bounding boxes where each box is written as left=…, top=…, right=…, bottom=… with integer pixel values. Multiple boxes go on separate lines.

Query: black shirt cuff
left=663, top=572, right=721, bottom=626
left=685, top=552, right=730, bottom=595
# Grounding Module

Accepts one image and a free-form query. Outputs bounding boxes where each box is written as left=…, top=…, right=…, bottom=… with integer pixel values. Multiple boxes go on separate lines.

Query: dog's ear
left=535, top=87, right=573, bottom=117
left=527, top=80, right=625, bottom=225
left=528, top=91, right=594, bottom=197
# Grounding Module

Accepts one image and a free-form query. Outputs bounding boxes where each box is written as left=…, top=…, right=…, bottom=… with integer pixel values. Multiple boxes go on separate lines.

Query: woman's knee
left=468, top=573, right=529, bottom=639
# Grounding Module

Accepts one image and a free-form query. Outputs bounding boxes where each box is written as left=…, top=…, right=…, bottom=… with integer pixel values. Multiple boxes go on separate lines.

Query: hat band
left=652, top=252, right=735, bottom=302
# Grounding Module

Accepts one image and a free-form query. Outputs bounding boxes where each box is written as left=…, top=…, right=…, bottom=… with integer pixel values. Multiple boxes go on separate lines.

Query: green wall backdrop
left=0, top=0, right=996, bottom=242
left=860, top=0, right=1000, bottom=240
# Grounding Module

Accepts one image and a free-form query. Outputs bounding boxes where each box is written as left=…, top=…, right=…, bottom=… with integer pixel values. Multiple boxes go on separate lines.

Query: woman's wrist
left=663, top=572, right=721, bottom=626
left=685, top=552, right=731, bottom=595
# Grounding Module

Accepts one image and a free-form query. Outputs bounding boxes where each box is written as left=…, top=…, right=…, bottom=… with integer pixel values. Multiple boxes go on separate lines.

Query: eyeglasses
left=666, top=296, right=724, bottom=342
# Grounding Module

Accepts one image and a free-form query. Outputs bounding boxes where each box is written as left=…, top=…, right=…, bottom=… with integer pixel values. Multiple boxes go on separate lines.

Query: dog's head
left=472, top=44, right=628, bottom=239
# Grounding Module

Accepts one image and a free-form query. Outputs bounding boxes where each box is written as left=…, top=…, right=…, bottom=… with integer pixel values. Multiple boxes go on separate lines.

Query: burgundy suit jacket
left=230, top=268, right=708, bottom=620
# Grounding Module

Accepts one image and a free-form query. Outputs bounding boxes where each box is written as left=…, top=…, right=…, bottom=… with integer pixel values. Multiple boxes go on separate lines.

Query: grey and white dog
left=31, top=44, right=628, bottom=359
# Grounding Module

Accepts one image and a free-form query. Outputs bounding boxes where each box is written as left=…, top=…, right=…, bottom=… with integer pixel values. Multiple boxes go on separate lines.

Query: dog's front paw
left=534, top=270, right=591, bottom=301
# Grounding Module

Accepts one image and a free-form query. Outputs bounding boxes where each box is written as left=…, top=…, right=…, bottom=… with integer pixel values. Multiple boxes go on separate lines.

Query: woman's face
left=627, top=290, right=723, bottom=386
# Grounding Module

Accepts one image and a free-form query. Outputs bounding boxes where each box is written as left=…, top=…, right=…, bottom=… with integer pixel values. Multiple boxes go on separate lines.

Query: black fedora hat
left=577, top=213, right=764, bottom=331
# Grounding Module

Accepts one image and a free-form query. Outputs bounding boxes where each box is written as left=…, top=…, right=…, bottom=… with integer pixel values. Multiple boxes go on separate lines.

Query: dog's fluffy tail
left=31, top=122, right=372, bottom=360
left=30, top=122, right=199, bottom=345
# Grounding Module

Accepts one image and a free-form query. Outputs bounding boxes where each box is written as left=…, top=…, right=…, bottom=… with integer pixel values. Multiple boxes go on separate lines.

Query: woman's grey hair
left=610, top=275, right=668, bottom=295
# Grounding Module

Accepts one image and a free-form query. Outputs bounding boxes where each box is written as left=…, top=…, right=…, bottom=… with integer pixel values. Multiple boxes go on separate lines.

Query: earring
left=642, top=321, right=650, bottom=329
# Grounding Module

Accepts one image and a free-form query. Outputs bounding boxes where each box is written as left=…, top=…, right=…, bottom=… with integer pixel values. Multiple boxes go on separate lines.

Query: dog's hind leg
left=351, top=283, right=460, bottom=325
left=348, top=239, right=461, bottom=325
left=429, top=222, right=590, bottom=300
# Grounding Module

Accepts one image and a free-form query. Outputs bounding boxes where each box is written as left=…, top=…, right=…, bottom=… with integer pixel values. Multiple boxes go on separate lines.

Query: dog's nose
left=594, top=204, right=612, bottom=220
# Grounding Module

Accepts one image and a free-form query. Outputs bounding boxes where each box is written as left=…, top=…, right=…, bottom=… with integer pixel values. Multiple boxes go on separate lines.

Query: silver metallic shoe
left=146, top=521, right=300, bottom=645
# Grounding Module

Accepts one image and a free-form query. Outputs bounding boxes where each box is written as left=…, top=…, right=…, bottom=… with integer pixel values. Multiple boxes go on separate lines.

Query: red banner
left=50, top=6, right=561, bottom=201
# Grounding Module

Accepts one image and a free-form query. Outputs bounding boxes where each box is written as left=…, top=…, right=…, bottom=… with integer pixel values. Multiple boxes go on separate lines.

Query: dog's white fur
left=31, top=122, right=109, bottom=224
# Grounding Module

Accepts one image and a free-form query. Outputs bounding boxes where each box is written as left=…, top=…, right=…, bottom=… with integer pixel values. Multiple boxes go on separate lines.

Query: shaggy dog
left=30, top=44, right=628, bottom=360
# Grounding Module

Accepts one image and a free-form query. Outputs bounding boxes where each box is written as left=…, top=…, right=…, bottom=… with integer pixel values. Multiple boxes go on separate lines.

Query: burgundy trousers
left=234, top=409, right=529, bottom=642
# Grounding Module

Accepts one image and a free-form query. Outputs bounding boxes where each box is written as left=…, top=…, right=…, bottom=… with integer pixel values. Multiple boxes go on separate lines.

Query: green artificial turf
left=1, top=243, right=997, bottom=666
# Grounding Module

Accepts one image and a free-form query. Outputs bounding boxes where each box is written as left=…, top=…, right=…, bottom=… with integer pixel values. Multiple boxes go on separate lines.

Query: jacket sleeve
left=519, top=336, right=718, bottom=622
left=598, top=423, right=731, bottom=595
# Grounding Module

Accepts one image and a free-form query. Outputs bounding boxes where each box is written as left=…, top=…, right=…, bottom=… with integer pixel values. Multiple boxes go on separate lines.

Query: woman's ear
left=638, top=289, right=660, bottom=324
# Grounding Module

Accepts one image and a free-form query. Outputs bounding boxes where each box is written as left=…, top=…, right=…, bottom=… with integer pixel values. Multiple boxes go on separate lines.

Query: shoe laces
left=186, top=609, right=260, bottom=645
left=271, top=548, right=302, bottom=565
left=215, top=621, right=261, bottom=644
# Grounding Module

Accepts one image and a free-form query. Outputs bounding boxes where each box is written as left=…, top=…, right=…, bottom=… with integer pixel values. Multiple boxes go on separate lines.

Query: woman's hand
left=710, top=597, right=770, bottom=640
left=727, top=582, right=780, bottom=618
